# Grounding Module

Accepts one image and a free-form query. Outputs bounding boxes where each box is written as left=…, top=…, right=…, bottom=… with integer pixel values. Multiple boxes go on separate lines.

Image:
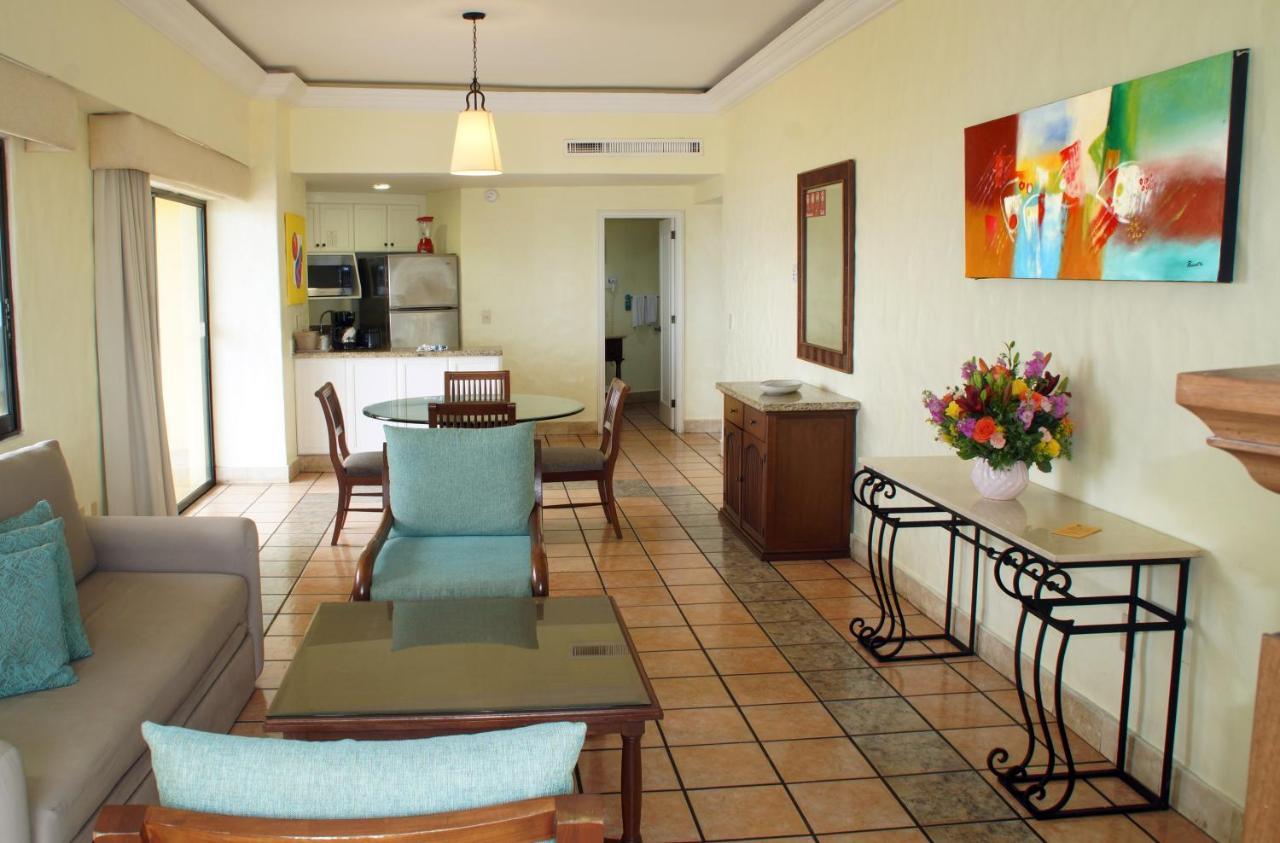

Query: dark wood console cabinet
left=717, top=382, right=858, bottom=560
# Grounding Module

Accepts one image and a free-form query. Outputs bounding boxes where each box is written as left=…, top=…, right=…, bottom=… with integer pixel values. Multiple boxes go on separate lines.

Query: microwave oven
left=307, top=253, right=361, bottom=298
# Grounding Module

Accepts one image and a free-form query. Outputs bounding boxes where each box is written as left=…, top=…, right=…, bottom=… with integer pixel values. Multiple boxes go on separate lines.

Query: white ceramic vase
left=970, top=459, right=1029, bottom=500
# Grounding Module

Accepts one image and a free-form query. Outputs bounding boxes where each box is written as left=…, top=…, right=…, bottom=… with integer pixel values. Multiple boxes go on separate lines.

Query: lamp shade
left=450, top=109, right=502, bottom=176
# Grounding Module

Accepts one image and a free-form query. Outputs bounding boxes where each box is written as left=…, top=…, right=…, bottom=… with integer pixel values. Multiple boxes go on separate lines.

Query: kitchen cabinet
left=717, top=383, right=858, bottom=561
left=308, top=203, right=353, bottom=253
left=294, top=354, right=504, bottom=456
left=353, top=204, right=422, bottom=252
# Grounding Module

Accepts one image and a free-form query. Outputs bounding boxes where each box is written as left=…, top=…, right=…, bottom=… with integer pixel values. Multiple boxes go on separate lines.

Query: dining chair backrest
left=92, top=795, right=605, bottom=843
left=444, top=370, right=512, bottom=402
left=315, top=382, right=350, bottom=469
left=599, top=378, right=631, bottom=469
left=428, top=401, right=518, bottom=428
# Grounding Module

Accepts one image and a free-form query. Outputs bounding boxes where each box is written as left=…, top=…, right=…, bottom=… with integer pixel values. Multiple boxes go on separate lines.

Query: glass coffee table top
left=363, top=393, right=585, bottom=424
left=267, top=597, right=651, bottom=719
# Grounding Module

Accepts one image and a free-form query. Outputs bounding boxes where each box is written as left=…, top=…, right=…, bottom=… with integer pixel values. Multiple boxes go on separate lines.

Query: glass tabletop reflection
left=266, top=597, right=652, bottom=718
left=363, top=393, right=585, bottom=424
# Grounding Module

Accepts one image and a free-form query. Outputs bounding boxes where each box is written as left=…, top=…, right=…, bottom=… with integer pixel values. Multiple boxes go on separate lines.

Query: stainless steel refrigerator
left=388, top=254, right=461, bottom=348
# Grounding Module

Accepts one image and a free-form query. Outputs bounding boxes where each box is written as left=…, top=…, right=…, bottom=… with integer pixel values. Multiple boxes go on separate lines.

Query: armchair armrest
left=352, top=508, right=393, bottom=601
left=0, top=741, right=29, bottom=843
left=530, top=442, right=548, bottom=597
left=85, top=516, right=263, bottom=674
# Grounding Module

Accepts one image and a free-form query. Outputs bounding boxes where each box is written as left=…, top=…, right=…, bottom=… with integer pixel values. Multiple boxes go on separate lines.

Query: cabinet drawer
left=743, top=405, right=769, bottom=438
left=724, top=395, right=745, bottom=427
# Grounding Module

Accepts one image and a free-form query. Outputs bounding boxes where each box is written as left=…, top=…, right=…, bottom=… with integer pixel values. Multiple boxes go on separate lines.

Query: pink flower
left=1040, top=427, right=1053, bottom=443
left=990, top=430, right=1006, bottom=449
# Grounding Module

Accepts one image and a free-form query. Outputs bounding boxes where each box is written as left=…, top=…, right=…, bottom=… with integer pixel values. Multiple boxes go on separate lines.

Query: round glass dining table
left=363, top=393, right=585, bottom=424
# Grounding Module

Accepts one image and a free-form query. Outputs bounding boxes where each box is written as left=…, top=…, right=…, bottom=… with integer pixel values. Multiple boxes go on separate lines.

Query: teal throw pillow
left=385, top=423, right=535, bottom=538
left=143, top=720, right=586, bottom=820
left=0, top=542, right=77, bottom=699
left=0, top=518, right=92, bottom=660
left=0, top=499, right=54, bottom=534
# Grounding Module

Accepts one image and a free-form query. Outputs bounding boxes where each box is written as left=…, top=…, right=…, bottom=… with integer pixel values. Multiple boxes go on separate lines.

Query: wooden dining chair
left=315, top=382, right=384, bottom=545
left=542, top=378, right=630, bottom=538
left=428, top=401, right=517, bottom=428
left=444, top=369, right=512, bottom=402
left=93, top=795, right=605, bottom=842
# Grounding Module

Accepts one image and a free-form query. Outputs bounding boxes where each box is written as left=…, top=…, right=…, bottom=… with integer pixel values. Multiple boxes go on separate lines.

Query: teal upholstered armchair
left=351, top=423, right=548, bottom=601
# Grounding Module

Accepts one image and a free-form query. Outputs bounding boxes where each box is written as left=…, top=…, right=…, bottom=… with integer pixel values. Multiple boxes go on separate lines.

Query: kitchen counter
left=716, top=381, right=860, bottom=412
left=294, top=347, right=502, bottom=359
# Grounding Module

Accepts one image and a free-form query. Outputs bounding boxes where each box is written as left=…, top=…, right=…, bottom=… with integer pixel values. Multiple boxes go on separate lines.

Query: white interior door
left=657, top=220, right=675, bottom=429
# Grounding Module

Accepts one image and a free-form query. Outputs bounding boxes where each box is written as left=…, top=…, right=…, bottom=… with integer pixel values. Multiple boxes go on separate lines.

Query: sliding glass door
left=153, top=191, right=214, bottom=509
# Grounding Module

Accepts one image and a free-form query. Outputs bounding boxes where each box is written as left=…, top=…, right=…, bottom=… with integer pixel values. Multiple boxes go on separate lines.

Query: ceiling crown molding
left=119, top=0, right=897, bottom=114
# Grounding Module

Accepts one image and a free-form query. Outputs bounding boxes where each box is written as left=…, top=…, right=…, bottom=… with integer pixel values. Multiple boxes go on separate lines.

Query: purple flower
left=1017, top=403, right=1035, bottom=430
left=960, top=360, right=976, bottom=381
left=1025, top=351, right=1047, bottom=379
left=1049, top=393, right=1069, bottom=419
left=957, top=417, right=977, bottom=438
left=923, top=392, right=945, bottom=423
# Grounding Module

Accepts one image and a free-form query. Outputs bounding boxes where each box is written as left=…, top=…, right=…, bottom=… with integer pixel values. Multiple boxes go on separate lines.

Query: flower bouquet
left=922, top=342, right=1073, bottom=500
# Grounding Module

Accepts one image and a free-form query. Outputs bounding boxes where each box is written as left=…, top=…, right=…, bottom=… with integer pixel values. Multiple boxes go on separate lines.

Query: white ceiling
left=188, top=0, right=824, bottom=91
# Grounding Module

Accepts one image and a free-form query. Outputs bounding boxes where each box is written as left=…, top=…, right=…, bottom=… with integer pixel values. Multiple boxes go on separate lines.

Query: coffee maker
left=332, top=311, right=357, bottom=349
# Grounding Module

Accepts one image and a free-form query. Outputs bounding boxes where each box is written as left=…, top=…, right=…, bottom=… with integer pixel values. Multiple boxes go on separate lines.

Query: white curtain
left=93, top=169, right=176, bottom=516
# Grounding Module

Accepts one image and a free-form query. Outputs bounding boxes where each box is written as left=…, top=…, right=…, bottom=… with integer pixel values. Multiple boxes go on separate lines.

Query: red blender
left=416, top=216, right=435, bottom=253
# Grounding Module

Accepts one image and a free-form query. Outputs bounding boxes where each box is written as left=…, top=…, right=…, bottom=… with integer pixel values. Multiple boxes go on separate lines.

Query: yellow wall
left=719, top=0, right=1280, bottom=822
left=291, top=110, right=724, bottom=177
left=605, top=218, right=662, bottom=394
left=0, top=0, right=249, bottom=161
left=1, top=127, right=101, bottom=511
left=455, top=184, right=722, bottom=425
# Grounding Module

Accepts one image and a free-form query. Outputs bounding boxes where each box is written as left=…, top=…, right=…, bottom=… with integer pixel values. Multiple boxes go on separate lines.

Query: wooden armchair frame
left=428, top=401, right=518, bottom=428
left=353, top=442, right=547, bottom=600
left=93, top=794, right=603, bottom=842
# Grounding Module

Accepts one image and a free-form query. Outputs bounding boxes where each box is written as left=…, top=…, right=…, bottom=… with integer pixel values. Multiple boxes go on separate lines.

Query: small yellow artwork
left=1052, top=523, right=1102, bottom=539
left=283, top=212, right=308, bottom=305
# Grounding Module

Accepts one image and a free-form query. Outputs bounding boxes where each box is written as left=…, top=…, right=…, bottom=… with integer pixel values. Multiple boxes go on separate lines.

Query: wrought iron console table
left=850, top=457, right=1202, bottom=820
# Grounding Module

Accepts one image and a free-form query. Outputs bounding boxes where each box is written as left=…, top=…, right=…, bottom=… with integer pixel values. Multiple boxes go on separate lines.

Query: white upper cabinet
left=353, top=204, right=390, bottom=252
left=315, top=204, right=353, bottom=252
left=387, top=205, right=421, bottom=252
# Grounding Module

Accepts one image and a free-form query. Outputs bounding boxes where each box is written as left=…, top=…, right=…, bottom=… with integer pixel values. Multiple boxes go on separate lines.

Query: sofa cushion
left=541, top=446, right=605, bottom=474
left=372, top=535, right=533, bottom=601
left=0, top=543, right=76, bottom=700
left=0, top=441, right=95, bottom=582
left=0, top=512, right=92, bottom=660
left=143, top=720, right=586, bottom=820
left=0, top=571, right=247, bottom=843
left=385, top=423, right=534, bottom=537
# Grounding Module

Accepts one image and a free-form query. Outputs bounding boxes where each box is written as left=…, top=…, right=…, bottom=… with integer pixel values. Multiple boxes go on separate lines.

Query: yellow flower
left=1012, top=379, right=1028, bottom=398
left=939, top=430, right=954, bottom=445
left=1045, top=439, right=1061, bottom=458
left=945, top=401, right=962, bottom=419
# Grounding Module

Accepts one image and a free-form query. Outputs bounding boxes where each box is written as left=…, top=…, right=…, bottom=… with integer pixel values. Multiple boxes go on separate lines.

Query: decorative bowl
left=760, top=379, right=802, bottom=396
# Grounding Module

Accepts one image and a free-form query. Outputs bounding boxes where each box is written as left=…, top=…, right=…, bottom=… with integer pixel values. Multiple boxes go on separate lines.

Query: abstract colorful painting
left=283, top=212, right=308, bottom=305
left=964, top=50, right=1248, bottom=282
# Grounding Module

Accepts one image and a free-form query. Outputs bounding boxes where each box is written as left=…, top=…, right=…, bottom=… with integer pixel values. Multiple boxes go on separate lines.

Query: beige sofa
left=0, top=441, right=262, bottom=843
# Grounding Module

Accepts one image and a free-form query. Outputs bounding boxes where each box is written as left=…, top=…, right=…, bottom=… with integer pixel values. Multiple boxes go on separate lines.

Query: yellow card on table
left=1053, top=523, right=1101, bottom=539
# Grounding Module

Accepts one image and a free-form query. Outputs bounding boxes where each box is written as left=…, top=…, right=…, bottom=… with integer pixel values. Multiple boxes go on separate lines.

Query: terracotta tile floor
left=189, top=401, right=1210, bottom=842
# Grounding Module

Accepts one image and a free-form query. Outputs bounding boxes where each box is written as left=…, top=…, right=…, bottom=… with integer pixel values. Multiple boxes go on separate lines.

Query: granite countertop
left=294, top=347, right=503, bottom=359
left=716, top=381, right=859, bottom=412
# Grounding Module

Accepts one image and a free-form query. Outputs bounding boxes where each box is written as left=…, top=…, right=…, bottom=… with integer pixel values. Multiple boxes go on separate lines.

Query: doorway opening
left=598, top=212, right=682, bottom=432
left=153, top=190, right=214, bottom=510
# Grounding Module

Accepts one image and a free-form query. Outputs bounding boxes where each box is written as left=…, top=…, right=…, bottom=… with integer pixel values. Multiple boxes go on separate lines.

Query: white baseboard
left=682, top=418, right=720, bottom=434
left=214, top=465, right=295, bottom=483
left=850, top=537, right=1243, bottom=842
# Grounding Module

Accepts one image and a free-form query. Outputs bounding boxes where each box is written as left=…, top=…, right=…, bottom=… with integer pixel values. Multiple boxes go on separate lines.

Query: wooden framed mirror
left=797, top=160, right=855, bottom=373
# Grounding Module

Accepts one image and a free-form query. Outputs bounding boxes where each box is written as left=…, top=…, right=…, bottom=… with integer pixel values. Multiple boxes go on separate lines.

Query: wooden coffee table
left=266, top=596, right=662, bottom=843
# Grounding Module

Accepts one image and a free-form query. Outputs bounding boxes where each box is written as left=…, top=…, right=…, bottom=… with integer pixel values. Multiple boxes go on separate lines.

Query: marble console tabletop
left=861, top=456, right=1203, bottom=564
left=294, top=347, right=502, bottom=359
left=716, top=381, right=859, bottom=413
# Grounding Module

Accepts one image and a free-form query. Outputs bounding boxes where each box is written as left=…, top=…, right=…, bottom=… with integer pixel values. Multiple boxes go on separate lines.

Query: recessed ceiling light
left=372, top=183, right=391, bottom=191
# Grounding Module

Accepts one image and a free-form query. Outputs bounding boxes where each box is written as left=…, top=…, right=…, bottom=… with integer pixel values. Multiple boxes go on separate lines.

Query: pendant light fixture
left=450, top=11, right=503, bottom=176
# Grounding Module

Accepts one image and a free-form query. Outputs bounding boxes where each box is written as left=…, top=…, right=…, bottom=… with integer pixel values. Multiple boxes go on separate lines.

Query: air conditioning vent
left=565, top=138, right=703, bottom=157
left=571, top=643, right=629, bottom=658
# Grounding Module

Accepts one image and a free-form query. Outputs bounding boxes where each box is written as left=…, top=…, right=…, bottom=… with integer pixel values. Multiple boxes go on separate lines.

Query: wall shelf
left=1176, top=364, right=1280, bottom=493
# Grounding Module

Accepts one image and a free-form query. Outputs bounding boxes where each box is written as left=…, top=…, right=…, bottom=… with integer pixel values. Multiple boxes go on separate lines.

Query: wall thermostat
left=484, top=189, right=500, bottom=203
